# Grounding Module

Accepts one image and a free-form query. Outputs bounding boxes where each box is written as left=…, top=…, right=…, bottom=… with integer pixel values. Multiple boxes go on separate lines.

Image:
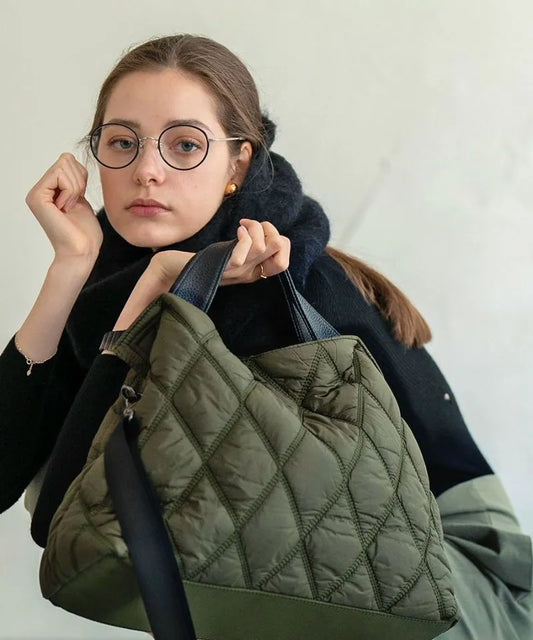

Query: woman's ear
left=230, top=141, right=253, bottom=186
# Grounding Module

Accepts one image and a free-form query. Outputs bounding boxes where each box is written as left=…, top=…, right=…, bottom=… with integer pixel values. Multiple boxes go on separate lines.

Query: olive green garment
left=436, top=474, right=532, bottom=639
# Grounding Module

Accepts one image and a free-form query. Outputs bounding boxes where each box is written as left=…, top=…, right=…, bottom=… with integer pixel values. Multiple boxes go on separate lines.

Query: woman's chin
left=109, top=218, right=186, bottom=249
left=125, top=232, right=182, bottom=249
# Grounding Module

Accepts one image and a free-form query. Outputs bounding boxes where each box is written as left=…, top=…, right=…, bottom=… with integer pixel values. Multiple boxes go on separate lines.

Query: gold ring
left=259, top=263, right=268, bottom=279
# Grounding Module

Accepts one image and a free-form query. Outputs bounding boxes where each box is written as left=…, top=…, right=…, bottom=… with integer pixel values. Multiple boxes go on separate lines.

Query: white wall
left=1, top=1, right=532, bottom=637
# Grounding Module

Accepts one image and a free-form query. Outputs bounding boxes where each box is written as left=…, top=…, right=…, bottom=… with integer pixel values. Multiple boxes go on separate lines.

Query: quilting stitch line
left=245, top=408, right=320, bottom=598
left=254, top=419, right=376, bottom=593
left=318, top=378, right=386, bottom=608
left=386, top=494, right=438, bottom=615
left=143, top=381, right=253, bottom=585
left=186, top=419, right=308, bottom=581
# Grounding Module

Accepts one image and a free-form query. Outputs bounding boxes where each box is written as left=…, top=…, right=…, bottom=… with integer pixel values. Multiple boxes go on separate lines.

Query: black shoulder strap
left=104, top=414, right=196, bottom=640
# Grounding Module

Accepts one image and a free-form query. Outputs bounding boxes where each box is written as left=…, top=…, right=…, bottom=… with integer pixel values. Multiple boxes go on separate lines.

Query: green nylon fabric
left=39, top=292, right=458, bottom=638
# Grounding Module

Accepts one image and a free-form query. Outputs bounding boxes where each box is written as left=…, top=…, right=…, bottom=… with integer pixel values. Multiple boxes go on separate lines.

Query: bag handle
left=169, top=240, right=338, bottom=343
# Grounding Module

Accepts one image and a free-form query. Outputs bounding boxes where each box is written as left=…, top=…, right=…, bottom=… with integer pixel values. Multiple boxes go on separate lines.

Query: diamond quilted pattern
left=40, top=292, right=457, bottom=626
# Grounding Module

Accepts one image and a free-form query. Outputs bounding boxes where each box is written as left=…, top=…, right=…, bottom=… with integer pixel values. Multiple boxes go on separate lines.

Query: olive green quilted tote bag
left=39, top=242, right=458, bottom=639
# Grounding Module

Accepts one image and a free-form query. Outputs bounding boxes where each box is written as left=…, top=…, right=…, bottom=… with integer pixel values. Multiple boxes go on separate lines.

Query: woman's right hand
left=25, top=152, right=103, bottom=263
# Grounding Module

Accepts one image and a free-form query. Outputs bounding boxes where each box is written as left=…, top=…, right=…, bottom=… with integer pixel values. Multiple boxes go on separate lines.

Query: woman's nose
left=132, top=138, right=166, bottom=184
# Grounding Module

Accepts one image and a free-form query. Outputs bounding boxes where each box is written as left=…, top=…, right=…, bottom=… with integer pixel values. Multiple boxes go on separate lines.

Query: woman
left=0, top=34, right=530, bottom=638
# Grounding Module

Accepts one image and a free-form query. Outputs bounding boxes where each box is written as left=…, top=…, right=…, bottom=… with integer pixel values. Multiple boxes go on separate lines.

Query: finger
left=244, top=220, right=287, bottom=268
left=74, top=158, right=89, bottom=184
left=72, top=159, right=89, bottom=195
left=264, top=232, right=288, bottom=260
left=239, top=219, right=266, bottom=258
left=259, top=221, right=281, bottom=241
left=260, top=220, right=289, bottom=268
left=261, top=236, right=291, bottom=276
left=65, top=173, right=83, bottom=210
left=54, top=169, right=77, bottom=211
left=226, top=225, right=253, bottom=268
left=62, top=159, right=87, bottom=210
left=59, top=161, right=88, bottom=211
left=48, top=154, right=82, bottom=208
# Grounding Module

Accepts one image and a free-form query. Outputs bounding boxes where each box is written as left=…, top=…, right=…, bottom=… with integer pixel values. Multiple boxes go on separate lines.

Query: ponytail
left=325, top=246, right=432, bottom=348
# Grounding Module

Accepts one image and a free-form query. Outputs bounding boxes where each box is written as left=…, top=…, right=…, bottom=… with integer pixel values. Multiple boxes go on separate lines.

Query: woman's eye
left=176, top=140, right=200, bottom=153
left=109, top=138, right=135, bottom=150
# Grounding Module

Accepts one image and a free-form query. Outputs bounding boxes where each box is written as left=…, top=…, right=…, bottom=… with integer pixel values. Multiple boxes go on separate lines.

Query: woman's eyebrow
left=105, top=117, right=214, bottom=135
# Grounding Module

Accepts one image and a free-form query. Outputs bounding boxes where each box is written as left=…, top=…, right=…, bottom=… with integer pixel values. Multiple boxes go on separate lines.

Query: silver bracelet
left=14, top=334, right=57, bottom=377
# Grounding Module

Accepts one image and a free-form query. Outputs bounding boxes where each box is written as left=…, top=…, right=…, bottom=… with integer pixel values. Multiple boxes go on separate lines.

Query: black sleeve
left=303, top=254, right=493, bottom=497
left=0, top=331, right=87, bottom=513
left=30, top=351, right=130, bottom=547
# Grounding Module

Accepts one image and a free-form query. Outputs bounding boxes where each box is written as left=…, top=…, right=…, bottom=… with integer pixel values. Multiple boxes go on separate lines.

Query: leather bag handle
left=169, top=240, right=338, bottom=342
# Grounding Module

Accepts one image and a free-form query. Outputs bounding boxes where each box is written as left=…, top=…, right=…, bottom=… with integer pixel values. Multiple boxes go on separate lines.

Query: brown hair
left=85, top=34, right=267, bottom=153
left=86, top=34, right=431, bottom=349
left=325, top=247, right=431, bottom=347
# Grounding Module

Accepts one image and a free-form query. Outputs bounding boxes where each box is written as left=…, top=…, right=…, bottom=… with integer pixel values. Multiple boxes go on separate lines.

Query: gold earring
left=224, top=182, right=238, bottom=197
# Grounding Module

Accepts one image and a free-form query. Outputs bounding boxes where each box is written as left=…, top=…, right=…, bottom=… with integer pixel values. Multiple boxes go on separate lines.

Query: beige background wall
left=0, top=1, right=532, bottom=637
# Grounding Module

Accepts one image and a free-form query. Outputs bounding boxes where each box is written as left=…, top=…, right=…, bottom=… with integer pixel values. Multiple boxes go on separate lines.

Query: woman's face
left=98, top=68, right=251, bottom=248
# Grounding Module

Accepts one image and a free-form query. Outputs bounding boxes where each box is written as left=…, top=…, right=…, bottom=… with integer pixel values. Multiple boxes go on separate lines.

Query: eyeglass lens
left=90, top=124, right=209, bottom=170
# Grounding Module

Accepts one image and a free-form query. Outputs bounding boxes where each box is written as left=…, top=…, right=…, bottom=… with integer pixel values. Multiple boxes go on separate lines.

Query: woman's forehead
left=104, top=117, right=215, bottom=136
left=103, top=69, right=221, bottom=133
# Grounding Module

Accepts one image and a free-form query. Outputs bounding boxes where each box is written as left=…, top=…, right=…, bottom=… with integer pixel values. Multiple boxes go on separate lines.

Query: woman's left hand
left=111, top=219, right=290, bottom=332
left=220, top=218, right=291, bottom=285
left=150, top=218, right=291, bottom=288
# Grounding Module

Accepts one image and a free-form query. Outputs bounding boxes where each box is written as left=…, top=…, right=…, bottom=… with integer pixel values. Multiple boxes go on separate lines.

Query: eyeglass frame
left=88, top=122, right=246, bottom=171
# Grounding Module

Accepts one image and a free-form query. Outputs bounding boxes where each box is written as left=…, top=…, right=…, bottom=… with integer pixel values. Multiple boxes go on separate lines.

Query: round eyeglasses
left=89, top=123, right=245, bottom=171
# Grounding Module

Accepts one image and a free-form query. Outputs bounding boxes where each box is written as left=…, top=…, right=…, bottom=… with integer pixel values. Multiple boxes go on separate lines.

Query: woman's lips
left=128, top=205, right=169, bottom=217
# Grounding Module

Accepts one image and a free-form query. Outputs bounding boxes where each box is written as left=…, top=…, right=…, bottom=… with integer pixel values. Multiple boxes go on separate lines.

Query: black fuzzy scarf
left=66, top=118, right=331, bottom=367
